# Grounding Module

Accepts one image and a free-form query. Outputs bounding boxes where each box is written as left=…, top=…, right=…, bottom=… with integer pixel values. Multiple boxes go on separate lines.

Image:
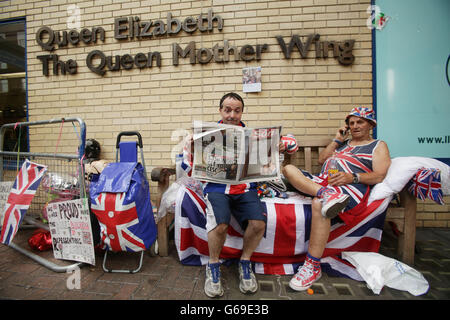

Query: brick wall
left=1, top=0, right=448, bottom=226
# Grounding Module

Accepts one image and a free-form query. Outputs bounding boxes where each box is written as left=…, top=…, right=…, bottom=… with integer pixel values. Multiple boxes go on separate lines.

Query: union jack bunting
left=0, top=159, right=47, bottom=245
left=174, top=186, right=390, bottom=280
left=407, top=168, right=444, bottom=205
left=91, top=192, right=156, bottom=252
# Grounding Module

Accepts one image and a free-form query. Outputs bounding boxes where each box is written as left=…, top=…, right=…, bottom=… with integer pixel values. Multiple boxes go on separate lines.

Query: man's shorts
left=205, top=190, right=267, bottom=232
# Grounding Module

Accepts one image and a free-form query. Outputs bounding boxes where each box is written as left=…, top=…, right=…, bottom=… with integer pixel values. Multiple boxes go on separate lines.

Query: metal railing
left=0, top=118, right=88, bottom=272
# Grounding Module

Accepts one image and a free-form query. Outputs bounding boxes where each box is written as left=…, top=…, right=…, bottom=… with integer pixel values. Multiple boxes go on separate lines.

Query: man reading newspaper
left=180, top=92, right=294, bottom=298
left=191, top=121, right=282, bottom=184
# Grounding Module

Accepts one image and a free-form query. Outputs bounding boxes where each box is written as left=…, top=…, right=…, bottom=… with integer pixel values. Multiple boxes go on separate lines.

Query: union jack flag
left=0, top=159, right=47, bottom=245
left=174, top=186, right=390, bottom=280
left=408, top=168, right=444, bottom=205
left=91, top=192, right=155, bottom=252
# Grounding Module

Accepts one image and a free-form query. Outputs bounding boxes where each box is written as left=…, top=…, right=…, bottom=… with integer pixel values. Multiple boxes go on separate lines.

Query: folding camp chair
left=94, top=131, right=156, bottom=273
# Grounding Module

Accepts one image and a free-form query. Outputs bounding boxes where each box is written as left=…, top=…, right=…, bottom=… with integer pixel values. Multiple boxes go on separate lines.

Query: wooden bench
left=151, top=138, right=417, bottom=265
left=151, top=167, right=176, bottom=257
left=384, top=188, right=417, bottom=265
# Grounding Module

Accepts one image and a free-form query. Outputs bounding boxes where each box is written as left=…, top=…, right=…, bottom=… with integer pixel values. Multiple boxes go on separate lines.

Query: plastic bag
left=28, top=229, right=52, bottom=251
left=156, top=177, right=204, bottom=223
left=41, top=172, right=80, bottom=197
left=342, top=251, right=429, bottom=296
left=156, top=181, right=181, bottom=223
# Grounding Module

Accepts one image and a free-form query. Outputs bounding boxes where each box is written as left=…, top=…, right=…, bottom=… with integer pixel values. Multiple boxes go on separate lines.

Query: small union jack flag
left=91, top=192, right=153, bottom=252
left=408, top=168, right=444, bottom=205
left=0, top=159, right=47, bottom=245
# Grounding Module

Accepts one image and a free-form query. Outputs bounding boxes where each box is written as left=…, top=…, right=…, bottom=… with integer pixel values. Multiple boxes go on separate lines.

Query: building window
left=0, top=19, right=27, bottom=152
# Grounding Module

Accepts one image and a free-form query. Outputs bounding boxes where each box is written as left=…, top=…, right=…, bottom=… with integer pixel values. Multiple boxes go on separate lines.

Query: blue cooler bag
left=89, top=162, right=157, bottom=252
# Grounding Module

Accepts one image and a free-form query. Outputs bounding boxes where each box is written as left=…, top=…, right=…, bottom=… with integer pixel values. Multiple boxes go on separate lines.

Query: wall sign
left=375, top=0, right=450, bottom=162
left=35, top=9, right=356, bottom=76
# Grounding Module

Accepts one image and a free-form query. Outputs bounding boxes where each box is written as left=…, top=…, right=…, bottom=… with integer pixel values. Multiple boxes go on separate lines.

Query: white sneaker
left=204, top=262, right=224, bottom=298
left=238, top=260, right=258, bottom=294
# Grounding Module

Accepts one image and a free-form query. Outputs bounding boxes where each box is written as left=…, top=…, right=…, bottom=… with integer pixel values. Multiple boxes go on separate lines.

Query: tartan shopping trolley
left=89, top=131, right=157, bottom=273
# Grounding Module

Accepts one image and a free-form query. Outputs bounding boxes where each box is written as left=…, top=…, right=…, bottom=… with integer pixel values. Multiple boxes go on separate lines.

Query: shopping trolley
left=89, top=131, right=157, bottom=273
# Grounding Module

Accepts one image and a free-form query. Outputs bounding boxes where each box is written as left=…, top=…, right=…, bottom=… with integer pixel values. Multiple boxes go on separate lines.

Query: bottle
left=327, top=153, right=339, bottom=182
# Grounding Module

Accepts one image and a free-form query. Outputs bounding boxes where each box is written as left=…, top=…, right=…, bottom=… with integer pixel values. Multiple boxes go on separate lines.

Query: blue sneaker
left=204, top=262, right=223, bottom=298
left=238, top=260, right=258, bottom=294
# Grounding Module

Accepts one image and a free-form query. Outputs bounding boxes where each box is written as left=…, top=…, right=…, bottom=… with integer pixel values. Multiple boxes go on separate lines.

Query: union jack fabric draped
left=407, top=167, right=444, bottom=205
left=174, top=186, right=390, bottom=280
left=0, top=159, right=47, bottom=245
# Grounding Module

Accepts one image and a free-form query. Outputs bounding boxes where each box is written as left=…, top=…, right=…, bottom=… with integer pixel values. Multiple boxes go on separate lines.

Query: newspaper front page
left=191, top=121, right=281, bottom=184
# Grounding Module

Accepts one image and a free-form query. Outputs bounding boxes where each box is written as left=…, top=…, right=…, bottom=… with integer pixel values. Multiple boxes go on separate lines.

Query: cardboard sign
left=0, top=181, right=14, bottom=227
left=46, top=198, right=95, bottom=265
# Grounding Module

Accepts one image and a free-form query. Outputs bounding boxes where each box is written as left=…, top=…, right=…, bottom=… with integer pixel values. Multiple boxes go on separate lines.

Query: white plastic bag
left=155, top=177, right=204, bottom=223
left=342, top=251, right=429, bottom=296
left=156, top=181, right=181, bottom=223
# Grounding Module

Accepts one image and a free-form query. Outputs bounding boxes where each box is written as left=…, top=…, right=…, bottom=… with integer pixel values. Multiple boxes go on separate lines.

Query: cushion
left=369, top=157, right=450, bottom=202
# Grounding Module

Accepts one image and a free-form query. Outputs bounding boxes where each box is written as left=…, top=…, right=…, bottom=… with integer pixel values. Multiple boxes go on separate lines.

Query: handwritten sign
left=0, top=181, right=14, bottom=227
left=46, top=198, right=95, bottom=265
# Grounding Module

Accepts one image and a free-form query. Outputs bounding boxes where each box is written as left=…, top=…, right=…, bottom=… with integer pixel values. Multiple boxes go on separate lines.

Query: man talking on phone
left=282, top=106, right=391, bottom=291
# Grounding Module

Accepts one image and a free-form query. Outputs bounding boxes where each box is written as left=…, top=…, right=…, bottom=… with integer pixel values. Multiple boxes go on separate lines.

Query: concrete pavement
left=0, top=227, right=449, bottom=301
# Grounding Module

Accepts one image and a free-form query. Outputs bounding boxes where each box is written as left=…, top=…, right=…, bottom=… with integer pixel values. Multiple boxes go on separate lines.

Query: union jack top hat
left=345, top=106, right=377, bottom=126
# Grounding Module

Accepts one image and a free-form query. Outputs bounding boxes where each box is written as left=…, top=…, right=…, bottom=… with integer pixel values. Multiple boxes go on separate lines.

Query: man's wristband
left=352, top=173, right=360, bottom=184
left=333, top=139, right=344, bottom=146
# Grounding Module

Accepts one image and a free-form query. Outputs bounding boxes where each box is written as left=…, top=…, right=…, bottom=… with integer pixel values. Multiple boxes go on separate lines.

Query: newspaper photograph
left=191, top=121, right=281, bottom=184
left=243, top=66, right=262, bottom=93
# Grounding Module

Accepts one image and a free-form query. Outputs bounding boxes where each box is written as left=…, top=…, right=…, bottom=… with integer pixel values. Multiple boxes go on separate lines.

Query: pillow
left=369, top=156, right=450, bottom=202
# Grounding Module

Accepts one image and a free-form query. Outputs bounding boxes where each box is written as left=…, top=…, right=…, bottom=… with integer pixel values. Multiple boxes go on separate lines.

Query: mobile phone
left=339, top=127, right=349, bottom=137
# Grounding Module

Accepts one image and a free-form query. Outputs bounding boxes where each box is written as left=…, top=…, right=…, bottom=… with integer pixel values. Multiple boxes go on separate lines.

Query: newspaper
left=191, top=121, right=281, bottom=184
